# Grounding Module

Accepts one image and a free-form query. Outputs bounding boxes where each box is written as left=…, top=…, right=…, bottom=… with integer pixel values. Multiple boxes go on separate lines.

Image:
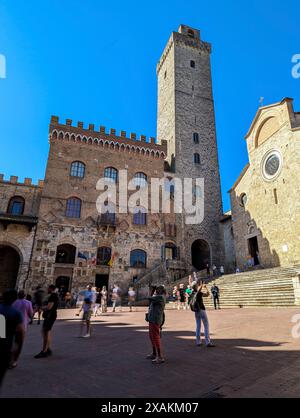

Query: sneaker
left=34, top=351, right=48, bottom=359
left=152, top=358, right=165, bottom=364
left=83, top=334, right=91, bottom=338
left=146, top=354, right=156, bottom=360
left=206, top=343, right=216, bottom=348
left=47, top=349, right=53, bottom=356
left=8, top=361, right=18, bottom=369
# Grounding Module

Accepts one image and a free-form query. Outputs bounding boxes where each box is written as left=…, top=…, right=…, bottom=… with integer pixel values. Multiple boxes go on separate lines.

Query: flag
left=108, top=252, right=116, bottom=267
left=77, top=252, right=88, bottom=261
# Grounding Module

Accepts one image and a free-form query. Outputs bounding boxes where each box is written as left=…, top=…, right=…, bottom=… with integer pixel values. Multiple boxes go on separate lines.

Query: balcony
left=97, top=214, right=116, bottom=227
left=0, top=213, right=38, bottom=231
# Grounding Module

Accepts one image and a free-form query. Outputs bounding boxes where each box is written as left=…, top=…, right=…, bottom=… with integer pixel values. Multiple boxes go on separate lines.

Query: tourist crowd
left=0, top=272, right=221, bottom=387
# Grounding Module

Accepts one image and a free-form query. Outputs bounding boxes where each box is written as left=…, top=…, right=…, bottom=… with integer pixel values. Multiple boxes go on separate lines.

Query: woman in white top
left=128, top=287, right=136, bottom=312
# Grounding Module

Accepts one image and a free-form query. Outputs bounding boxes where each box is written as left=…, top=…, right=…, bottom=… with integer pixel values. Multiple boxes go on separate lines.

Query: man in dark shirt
left=34, top=285, right=59, bottom=359
left=211, top=283, right=220, bottom=310
left=0, top=289, right=25, bottom=387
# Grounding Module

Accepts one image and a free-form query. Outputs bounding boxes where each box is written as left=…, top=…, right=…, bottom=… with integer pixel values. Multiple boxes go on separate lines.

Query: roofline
left=228, top=163, right=250, bottom=193
left=244, top=97, right=294, bottom=140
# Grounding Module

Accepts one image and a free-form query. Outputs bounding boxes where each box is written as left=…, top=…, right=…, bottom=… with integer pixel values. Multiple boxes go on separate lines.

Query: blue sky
left=0, top=0, right=299, bottom=211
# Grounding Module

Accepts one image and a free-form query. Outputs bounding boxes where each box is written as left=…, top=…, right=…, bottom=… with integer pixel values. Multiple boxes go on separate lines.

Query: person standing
left=128, top=287, right=136, bottom=312
left=178, top=284, right=186, bottom=310
left=211, top=283, right=220, bottom=310
left=185, top=285, right=192, bottom=310
left=0, top=290, right=25, bottom=386
left=147, top=286, right=166, bottom=364
left=112, top=284, right=121, bottom=312
left=190, top=281, right=215, bottom=348
left=220, top=266, right=225, bottom=276
left=212, top=265, right=218, bottom=277
left=101, top=286, right=108, bottom=313
left=34, top=285, right=59, bottom=359
left=33, top=286, right=45, bottom=325
left=13, top=290, right=33, bottom=332
left=85, top=285, right=96, bottom=305
left=64, top=292, right=72, bottom=309
left=78, top=298, right=93, bottom=338
left=206, top=264, right=210, bottom=276
left=94, top=289, right=102, bottom=317
left=172, top=286, right=178, bottom=309
left=11, top=290, right=33, bottom=368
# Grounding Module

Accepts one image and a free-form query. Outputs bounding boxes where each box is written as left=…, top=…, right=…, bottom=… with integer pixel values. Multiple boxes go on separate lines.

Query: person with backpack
left=190, top=281, right=215, bottom=348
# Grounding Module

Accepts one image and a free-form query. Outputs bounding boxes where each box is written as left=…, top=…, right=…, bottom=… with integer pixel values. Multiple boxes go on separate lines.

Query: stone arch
left=191, top=239, right=211, bottom=271
left=58, top=131, right=64, bottom=140
left=76, top=135, right=82, bottom=143
left=255, top=116, right=280, bottom=148
left=52, top=130, right=58, bottom=140
left=0, top=243, right=23, bottom=294
left=65, top=133, right=70, bottom=141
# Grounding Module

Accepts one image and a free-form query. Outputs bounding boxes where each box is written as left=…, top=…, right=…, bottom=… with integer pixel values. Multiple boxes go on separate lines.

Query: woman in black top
left=192, top=281, right=215, bottom=348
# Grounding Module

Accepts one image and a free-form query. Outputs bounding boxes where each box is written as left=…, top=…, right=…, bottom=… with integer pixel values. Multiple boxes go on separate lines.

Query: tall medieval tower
left=157, top=25, right=224, bottom=270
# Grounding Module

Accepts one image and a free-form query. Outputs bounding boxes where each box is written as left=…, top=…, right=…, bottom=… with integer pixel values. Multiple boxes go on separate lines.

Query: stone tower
left=157, top=25, right=224, bottom=271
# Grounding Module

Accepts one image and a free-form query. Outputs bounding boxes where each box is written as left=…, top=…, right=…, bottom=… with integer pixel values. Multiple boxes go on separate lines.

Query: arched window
left=130, top=250, right=147, bottom=268
left=190, top=60, right=196, bottom=68
left=134, top=172, right=147, bottom=188
left=193, top=132, right=199, bottom=144
left=70, top=161, right=85, bottom=178
left=104, top=167, right=118, bottom=183
left=55, top=244, right=76, bottom=264
left=188, top=29, right=195, bottom=38
left=7, top=196, right=25, bottom=215
left=97, top=247, right=112, bottom=266
left=66, top=197, right=81, bottom=218
left=194, top=153, right=200, bottom=165
left=133, top=207, right=147, bottom=225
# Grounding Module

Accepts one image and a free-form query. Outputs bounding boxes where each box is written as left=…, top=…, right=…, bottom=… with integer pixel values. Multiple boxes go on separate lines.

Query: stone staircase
left=168, top=265, right=300, bottom=308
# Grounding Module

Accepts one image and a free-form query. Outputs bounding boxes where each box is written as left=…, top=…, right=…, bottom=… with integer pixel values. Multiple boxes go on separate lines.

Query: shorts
left=43, top=315, right=57, bottom=332
left=83, top=311, right=92, bottom=321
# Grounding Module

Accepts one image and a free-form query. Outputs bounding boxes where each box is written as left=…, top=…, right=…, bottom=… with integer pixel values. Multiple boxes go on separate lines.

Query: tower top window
left=190, top=60, right=196, bottom=68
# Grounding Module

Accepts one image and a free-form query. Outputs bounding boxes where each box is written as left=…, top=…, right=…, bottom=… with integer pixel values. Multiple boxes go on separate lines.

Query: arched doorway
left=191, top=240, right=211, bottom=271
left=56, top=276, right=71, bottom=295
left=0, top=245, right=21, bottom=294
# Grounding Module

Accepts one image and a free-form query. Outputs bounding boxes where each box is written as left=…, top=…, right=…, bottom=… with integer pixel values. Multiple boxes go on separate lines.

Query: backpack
left=189, top=292, right=200, bottom=312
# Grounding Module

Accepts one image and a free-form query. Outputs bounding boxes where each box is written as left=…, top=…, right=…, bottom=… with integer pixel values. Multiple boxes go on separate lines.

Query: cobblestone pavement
left=1, top=307, right=300, bottom=398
